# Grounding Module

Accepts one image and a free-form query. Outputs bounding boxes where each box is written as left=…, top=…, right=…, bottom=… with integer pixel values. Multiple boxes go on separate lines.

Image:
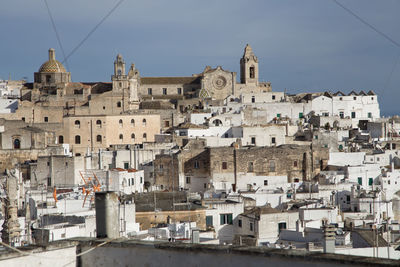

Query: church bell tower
left=112, top=54, right=128, bottom=93
left=240, top=44, right=259, bottom=85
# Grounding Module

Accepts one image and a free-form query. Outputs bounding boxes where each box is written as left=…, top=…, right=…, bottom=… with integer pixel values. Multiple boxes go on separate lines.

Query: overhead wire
left=332, top=0, right=400, bottom=96
left=43, top=0, right=70, bottom=72
left=62, top=0, right=125, bottom=64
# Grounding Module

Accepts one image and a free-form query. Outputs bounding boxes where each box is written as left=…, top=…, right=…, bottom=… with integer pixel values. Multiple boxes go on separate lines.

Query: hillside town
left=1, top=44, right=400, bottom=264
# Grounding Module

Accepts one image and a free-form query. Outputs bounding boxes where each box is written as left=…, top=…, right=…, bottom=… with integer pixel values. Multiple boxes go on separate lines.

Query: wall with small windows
left=241, top=92, right=284, bottom=104
left=242, top=125, right=285, bottom=147
left=109, top=168, right=144, bottom=194
left=236, top=174, right=288, bottom=192
left=63, top=113, right=160, bottom=155
left=203, top=199, right=244, bottom=244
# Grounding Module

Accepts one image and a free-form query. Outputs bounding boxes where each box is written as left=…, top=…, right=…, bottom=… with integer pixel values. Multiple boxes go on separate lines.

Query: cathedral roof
left=141, top=76, right=201, bottom=85
left=38, top=48, right=67, bottom=73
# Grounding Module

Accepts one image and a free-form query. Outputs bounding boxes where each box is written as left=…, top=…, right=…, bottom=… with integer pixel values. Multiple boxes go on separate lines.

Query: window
left=271, top=137, right=276, bottom=144
left=13, top=139, right=20, bottom=149
left=119, top=134, right=123, bottom=140
left=206, top=216, right=213, bottom=227
left=368, top=112, right=372, bottom=119
left=163, top=88, right=167, bottom=95
left=143, top=133, right=147, bottom=141
left=119, top=119, right=123, bottom=127
left=339, top=97, right=343, bottom=101
left=46, top=75, right=51, bottom=83
left=131, top=133, right=135, bottom=141
left=96, top=120, right=102, bottom=127
left=142, top=119, right=146, bottom=126
left=314, top=135, right=318, bottom=140
left=44, top=116, right=48, bottom=122
left=249, top=66, right=255, bottom=78
left=177, top=88, right=182, bottom=94
left=204, top=183, right=207, bottom=189
left=238, top=219, right=242, bottom=228
left=74, top=120, right=80, bottom=128
left=278, top=222, right=287, bottom=233
left=194, top=160, right=199, bottom=169
left=353, top=96, right=357, bottom=100
left=339, top=111, right=344, bottom=119
left=22, top=117, right=25, bottom=122
left=58, top=135, right=64, bottom=144
left=75, top=135, right=81, bottom=144
left=264, top=180, right=268, bottom=186
left=269, top=160, right=276, bottom=172
left=358, top=177, right=362, bottom=185
left=222, top=162, right=227, bottom=170
left=276, top=113, right=281, bottom=118
left=368, top=178, right=373, bottom=186
left=272, top=95, right=276, bottom=100
left=251, top=96, right=255, bottom=103
left=251, top=137, right=256, bottom=145
left=140, top=177, right=143, bottom=184
left=250, top=222, right=254, bottom=231
left=186, top=176, right=191, bottom=184
left=47, top=177, right=51, bottom=186
left=96, top=135, right=102, bottom=143
left=148, top=88, right=152, bottom=95
left=294, top=160, right=298, bottom=167
left=299, top=112, right=303, bottom=119
left=124, top=162, right=129, bottom=169
left=117, top=101, right=121, bottom=108
left=159, top=164, right=164, bottom=170
left=351, top=112, right=356, bottom=119
left=220, top=214, right=233, bottom=225
left=248, top=162, right=254, bottom=172
left=164, top=121, right=170, bottom=127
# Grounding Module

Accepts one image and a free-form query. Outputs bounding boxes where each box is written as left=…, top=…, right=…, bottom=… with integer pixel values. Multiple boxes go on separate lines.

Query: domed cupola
left=34, top=48, right=71, bottom=85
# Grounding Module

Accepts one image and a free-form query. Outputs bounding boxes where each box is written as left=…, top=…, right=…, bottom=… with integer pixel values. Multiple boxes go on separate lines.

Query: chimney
left=95, top=191, right=120, bottom=238
left=323, top=222, right=336, bottom=254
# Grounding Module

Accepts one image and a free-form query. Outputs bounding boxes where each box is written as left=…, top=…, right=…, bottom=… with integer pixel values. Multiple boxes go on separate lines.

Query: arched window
left=75, top=135, right=81, bottom=144
left=119, top=134, right=123, bottom=140
left=131, top=119, right=135, bottom=127
left=58, top=135, right=64, bottom=144
left=74, top=120, right=80, bottom=128
left=119, top=119, right=123, bottom=127
left=96, top=135, right=102, bottom=143
left=249, top=66, right=255, bottom=78
left=213, top=119, right=222, bottom=126
left=131, top=133, right=135, bottom=141
left=117, top=101, right=121, bottom=108
left=143, top=133, right=147, bottom=141
left=142, top=119, right=146, bottom=126
left=13, top=139, right=20, bottom=149
left=96, top=120, right=102, bottom=127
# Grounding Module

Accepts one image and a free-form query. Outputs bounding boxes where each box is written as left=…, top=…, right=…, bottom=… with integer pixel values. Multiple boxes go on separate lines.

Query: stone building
left=153, top=140, right=329, bottom=192
left=210, top=144, right=329, bottom=192
left=133, top=192, right=206, bottom=230
left=61, top=113, right=161, bottom=155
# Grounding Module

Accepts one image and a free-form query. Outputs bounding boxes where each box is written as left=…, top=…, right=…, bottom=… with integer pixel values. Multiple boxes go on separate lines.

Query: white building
left=109, top=168, right=144, bottom=194
left=203, top=198, right=244, bottom=244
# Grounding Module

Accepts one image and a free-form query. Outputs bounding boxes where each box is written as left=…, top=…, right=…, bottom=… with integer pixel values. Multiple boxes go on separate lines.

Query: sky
left=1, top=0, right=400, bottom=115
